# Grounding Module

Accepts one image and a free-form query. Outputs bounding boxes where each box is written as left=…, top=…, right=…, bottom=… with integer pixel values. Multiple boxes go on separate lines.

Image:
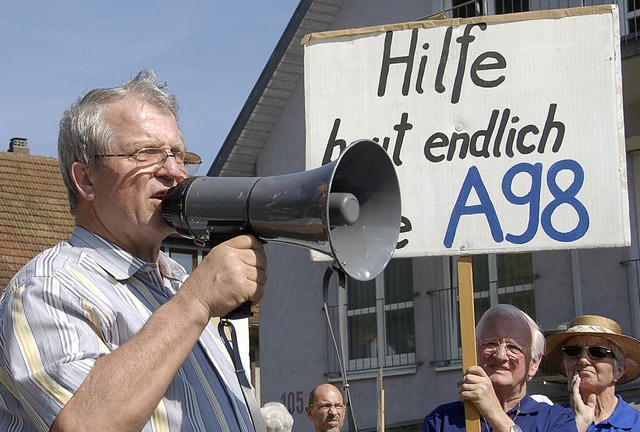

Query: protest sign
left=303, top=5, right=629, bottom=257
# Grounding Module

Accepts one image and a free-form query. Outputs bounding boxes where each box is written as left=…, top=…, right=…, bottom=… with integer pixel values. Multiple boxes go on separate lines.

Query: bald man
left=305, top=384, right=346, bottom=432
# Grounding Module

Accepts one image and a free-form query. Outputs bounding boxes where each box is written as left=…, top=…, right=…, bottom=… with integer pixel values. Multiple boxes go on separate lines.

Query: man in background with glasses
left=306, top=383, right=346, bottom=432
left=545, top=314, right=640, bottom=431
left=0, top=69, right=266, bottom=431
left=422, top=304, right=577, bottom=432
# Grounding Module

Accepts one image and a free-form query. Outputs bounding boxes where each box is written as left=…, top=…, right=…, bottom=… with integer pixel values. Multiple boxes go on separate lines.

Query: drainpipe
left=626, top=153, right=640, bottom=337
left=571, top=250, right=583, bottom=316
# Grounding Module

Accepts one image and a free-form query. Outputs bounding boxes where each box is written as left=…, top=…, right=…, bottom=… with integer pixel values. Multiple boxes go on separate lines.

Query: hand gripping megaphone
left=162, top=139, right=402, bottom=316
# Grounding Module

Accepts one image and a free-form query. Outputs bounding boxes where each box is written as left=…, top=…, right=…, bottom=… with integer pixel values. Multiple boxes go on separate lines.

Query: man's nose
left=158, top=154, right=188, bottom=181
left=493, top=343, right=510, bottom=360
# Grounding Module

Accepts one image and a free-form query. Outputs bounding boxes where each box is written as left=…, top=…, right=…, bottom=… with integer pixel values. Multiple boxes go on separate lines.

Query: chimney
left=8, top=137, right=29, bottom=155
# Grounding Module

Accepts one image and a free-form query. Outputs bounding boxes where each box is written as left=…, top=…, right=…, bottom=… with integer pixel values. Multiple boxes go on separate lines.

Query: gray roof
left=207, top=0, right=343, bottom=177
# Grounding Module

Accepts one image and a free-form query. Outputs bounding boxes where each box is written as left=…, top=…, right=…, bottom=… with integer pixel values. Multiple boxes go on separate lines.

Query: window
left=447, top=0, right=531, bottom=19
left=494, top=0, right=529, bottom=15
left=469, top=253, right=536, bottom=317
left=430, top=253, right=535, bottom=367
left=326, top=258, right=416, bottom=375
left=450, top=0, right=484, bottom=18
left=161, top=245, right=204, bottom=274
left=625, top=0, right=640, bottom=35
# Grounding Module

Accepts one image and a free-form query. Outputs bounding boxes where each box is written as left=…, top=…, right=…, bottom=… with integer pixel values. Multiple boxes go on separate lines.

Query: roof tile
left=0, top=152, right=74, bottom=287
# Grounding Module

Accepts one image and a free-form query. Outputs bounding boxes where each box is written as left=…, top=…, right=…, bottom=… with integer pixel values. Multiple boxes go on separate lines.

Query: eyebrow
left=480, top=337, right=524, bottom=343
left=127, top=141, right=187, bottom=151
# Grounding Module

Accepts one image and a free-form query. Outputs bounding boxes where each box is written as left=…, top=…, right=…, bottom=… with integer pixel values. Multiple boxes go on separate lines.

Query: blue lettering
left=503, top=162, right=542, bottom=244
left=444, top=166, right=504, bottom=248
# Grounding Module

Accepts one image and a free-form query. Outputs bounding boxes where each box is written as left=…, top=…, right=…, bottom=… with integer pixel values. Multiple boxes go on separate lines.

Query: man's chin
left=324, top=420, right=342, bottom=431
left=151, top=213, right=175, bottom=235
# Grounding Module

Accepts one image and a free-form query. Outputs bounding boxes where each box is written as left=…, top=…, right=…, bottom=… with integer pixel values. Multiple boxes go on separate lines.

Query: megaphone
left=162, top=139, right=401, bottom=313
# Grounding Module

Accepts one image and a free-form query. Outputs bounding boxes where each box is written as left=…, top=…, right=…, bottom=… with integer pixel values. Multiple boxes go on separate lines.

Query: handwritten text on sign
left=303, top=7, right=629, bottom=257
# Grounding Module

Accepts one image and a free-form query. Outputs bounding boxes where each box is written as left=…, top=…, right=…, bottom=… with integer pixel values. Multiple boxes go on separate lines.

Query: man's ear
left=528, top=354, right=542, bottom=379
left=71, top=161, right=96, bottom=201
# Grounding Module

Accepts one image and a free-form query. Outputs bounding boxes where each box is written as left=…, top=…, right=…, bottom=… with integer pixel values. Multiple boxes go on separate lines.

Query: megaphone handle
left=219, top=236, right=264, bottom=320
left=223, top=301, right=254, bottom=320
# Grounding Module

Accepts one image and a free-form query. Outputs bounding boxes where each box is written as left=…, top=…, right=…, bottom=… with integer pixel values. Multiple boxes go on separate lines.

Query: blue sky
left=0, top=1, right=300, bottom=168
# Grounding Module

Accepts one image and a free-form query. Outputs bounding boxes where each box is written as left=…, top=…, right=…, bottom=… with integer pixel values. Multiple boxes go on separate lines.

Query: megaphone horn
left=162, top=139, right=402, bottom=282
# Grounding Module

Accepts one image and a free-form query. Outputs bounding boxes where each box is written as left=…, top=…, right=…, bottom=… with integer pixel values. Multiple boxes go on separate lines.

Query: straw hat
left=545, top=315, right=640, bottom=385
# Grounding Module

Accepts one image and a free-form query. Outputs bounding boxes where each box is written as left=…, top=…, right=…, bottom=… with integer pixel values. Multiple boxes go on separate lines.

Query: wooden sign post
left=457, top=256, right=480, bottom=432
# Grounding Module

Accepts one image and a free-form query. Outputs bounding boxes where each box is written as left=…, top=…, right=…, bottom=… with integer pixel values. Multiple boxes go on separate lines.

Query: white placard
left=304, top=6, right=629, bottom=257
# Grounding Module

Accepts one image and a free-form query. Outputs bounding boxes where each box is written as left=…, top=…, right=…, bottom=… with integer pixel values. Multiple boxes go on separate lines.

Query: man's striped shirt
left=0, top=226, right=255, bottom=432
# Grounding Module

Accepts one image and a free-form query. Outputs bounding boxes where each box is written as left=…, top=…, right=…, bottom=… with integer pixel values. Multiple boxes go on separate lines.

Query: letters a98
left=444, top=159, right=590, bottom=248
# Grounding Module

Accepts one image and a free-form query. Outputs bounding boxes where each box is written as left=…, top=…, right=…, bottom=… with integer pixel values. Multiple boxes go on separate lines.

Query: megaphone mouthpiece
left=328, top=193, right=359, bottom=226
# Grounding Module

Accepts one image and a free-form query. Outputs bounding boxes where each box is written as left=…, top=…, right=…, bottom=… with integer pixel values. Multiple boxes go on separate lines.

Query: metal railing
left=324, top=296, right=416, bottom=376
left=439, top=0, right=638, bottom=42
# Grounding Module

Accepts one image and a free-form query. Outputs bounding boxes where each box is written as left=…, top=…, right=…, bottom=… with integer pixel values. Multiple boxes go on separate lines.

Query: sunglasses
left=561, top=345, right=617, bottom=360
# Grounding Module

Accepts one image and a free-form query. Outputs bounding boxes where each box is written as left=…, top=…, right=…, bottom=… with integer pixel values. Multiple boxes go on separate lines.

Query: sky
left=0, top=1, right=301, bottom=168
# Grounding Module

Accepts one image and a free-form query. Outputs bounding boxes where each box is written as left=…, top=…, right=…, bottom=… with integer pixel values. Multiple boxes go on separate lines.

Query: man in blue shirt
left=422, top=304, right=577, bottom=432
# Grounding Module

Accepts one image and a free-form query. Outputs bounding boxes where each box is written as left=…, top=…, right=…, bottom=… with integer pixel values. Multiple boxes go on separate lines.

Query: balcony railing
left=324, top=296, right=416, bottom=376
left=438, top=0, right=638, bottom=42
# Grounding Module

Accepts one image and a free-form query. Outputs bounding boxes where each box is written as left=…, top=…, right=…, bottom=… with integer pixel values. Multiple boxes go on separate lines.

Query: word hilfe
left=377, top=23, right=506, bottom=104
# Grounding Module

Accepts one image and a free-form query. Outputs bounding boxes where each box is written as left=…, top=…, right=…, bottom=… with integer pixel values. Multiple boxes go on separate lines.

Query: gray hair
left=57, top=68, right=180, bottom=214
left=476, top=303, right=546, bottom=359
left=611, top=344, right=626, bottom=369
left=260, top=401, right=294, bottom=432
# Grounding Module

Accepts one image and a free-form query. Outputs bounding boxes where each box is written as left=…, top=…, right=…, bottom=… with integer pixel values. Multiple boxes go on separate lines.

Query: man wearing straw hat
left=545, top=314, right=640, bottom=431
left=422, top=304, right=576, bottom=432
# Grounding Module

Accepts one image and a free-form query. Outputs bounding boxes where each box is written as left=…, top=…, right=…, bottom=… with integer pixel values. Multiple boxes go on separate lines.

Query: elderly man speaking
left=0, top=70, right=266, bottom=431
left=422, top=304, right=576, bottom=432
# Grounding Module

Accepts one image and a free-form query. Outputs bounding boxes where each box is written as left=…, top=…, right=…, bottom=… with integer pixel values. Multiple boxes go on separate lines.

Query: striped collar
left=68, top=226, right=186, bottom=283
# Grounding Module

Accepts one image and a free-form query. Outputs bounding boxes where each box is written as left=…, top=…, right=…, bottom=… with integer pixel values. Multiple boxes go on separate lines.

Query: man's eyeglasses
left=96, top=148, right=202, bottom=175
left=309, top=403, right=346, bottom=412
left=478, top=338, right=527, bottom=358
left=561, top=345, right=617, bottom=361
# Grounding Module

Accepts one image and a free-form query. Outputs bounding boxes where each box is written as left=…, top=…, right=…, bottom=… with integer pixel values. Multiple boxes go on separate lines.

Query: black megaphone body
left=161, top=139, right=401, bottom=316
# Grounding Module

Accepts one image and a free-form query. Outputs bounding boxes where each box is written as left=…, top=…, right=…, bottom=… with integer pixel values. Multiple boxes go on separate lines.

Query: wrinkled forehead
left=480, top=315, right=532, bottom=343
left=564, top=335, right=614, bottom=348
left=314, top=388, right=344, bottom=404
